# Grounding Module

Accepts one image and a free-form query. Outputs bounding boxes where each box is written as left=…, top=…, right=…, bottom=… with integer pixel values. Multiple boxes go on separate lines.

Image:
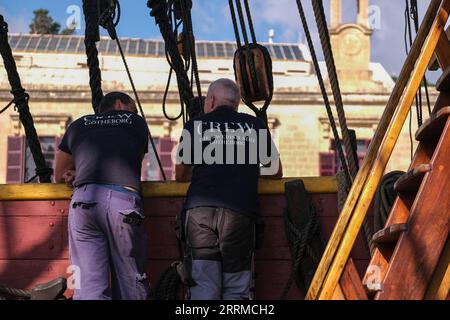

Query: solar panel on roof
left=107, top=40, right=118, bottom=54
left=66, top=37, right=80, bottom=52
left=156, top=41, right=165, bottom=56
left=272, top=45, right=285, bottom=59
left=282, top=45, right=294, bottom=60
left=25, top=36, right=39, bottom=51
left=128, top=40, right=138, bottom=55
left=98, top=39, right=109, bottom=52
left=205, top=43, right=215, bottom=56
left=36, top=36, right=50, bottom=51
left=8, top=35, right=20, bottom=49
left=291, top=45, right=303, bottom=60
left=196, top=43, right=206, bottom=57
left=137, top=40, right=146, bottom=55
left=216, top=43, right=225, bottom=57
left=224, top=43, right=235, bottom=57
left=147, top=41, right=156, bottom=55
left=56, top=37, right=69, bottom=51
left=15, top=35, right=29, bottom=50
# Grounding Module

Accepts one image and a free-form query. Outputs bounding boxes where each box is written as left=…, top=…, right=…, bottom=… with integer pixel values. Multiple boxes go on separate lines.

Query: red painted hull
left=0, top=193, right=372, bottom=299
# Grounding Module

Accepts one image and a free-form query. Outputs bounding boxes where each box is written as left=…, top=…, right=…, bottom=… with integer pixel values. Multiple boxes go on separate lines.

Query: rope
left=311, top=0, right=359, bottom=181
left=82, top=0, right=104, bottom=113
left=0, top=15, right=53, bottom=183
left=294, top=0, right=352, bottom=186
left=0, top=98, right=15, bottom=114
left=281, top=204, right=322, bottom=299
left=148, top=0, right=195, bottom=116
left=0, top=285, right=31, bottom=299
left=152, top=263, right=181, bottom=300
left=179, top=0, right=202, bottom=99
left=100, top=1, right=167, bottom=181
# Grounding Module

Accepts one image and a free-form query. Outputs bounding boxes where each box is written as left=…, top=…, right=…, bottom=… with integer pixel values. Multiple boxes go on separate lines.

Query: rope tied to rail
left=281, top=203, right=321, bottom=299
left=0, top=15, right=53, bottom=183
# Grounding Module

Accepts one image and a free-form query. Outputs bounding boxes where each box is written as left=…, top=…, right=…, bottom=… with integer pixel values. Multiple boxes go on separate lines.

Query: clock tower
left=329, top=0, right=382, bottom=91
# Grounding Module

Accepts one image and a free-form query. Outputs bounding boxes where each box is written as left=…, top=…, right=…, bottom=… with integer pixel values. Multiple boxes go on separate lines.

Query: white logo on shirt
left=83, top=113, right=133, bottom=126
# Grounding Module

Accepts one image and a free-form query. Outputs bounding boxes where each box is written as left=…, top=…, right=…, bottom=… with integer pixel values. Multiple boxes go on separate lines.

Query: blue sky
left=0, top=0, right=440, bottom=81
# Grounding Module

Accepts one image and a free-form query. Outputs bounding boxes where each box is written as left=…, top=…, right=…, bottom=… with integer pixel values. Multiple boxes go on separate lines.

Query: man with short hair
left=55, top=92, right=150, bottom=300
left=176, top=79, right=282, bottom=300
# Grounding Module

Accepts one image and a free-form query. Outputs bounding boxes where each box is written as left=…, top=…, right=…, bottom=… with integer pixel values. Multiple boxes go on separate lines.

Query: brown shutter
left=6, top=136, right=25, bottom=183
left=319, top=152, right=336, bottom=176
left=158, top=137, right=176, bottom=180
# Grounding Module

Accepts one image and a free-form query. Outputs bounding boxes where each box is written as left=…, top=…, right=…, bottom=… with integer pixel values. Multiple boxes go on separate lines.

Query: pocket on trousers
left=117, top=208, right=148, bottom=263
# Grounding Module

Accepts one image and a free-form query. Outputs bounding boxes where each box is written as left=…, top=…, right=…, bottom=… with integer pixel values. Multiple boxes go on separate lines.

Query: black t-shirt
left=58, top=110, right=149, bottom=191
left=179, top=106, right=276, bottom=217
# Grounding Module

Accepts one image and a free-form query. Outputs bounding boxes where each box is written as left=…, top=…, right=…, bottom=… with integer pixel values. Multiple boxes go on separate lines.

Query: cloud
left=0, top=6, right=30, bottom=33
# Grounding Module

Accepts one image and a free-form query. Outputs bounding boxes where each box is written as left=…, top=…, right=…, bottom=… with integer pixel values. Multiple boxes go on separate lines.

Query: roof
left=7, top=34, right=306, bottom=61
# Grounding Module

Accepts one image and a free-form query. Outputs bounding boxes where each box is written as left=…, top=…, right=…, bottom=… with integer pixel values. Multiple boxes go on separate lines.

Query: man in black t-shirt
left=176, top=79, right=282, bottom=300
left=55, top=92, right=150, bottom=300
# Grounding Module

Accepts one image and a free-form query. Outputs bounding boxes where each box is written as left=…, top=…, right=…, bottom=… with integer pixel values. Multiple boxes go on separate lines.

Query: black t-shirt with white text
left=58, top=110, right=148, bottom=191
left=179, top=106, right=275, bottom=217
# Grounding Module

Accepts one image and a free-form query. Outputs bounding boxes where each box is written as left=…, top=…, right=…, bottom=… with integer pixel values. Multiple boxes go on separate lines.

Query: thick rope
left=0, top=15, right=53, bottom=183
left=294, top=0, right=352, bottom=186
left=148, top=0, right=194, bottom=114
left=281, top=204, right=322, bottom=299
left=179, top=0, right=202, bottom=99
left=0, top=285, right=31, bottom=299
left=311, top=0, right=359, bottom=181
left=82, top=0, right=104, bottom=113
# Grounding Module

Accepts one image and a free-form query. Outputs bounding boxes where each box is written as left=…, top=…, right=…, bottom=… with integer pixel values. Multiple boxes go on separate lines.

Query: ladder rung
left=416, top=107, right=450, bottom=141
left=436, top=67, right=450, bottom=92
left=372, top=223, right=408, bottom=244
left=429, top=27, right=450, bottom=71
left=394, top=164, right=433, bottom=193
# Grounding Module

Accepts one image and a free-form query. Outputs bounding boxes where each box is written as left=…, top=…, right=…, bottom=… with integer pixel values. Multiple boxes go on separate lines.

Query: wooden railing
left=306, top=0, right=450, bottom=300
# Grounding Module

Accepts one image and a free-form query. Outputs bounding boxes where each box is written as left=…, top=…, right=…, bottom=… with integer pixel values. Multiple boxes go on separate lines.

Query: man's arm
left=175, top=164, right=193, bottom=182
left=55, top=150, right=75, bottom=183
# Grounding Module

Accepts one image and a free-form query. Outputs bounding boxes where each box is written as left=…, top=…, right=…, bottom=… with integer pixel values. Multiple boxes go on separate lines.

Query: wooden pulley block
left=233, top=43, right=273, bottom=103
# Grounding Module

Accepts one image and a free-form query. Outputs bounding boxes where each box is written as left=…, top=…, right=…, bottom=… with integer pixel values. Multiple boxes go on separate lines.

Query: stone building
left=0, top=0, right=433, bottom=184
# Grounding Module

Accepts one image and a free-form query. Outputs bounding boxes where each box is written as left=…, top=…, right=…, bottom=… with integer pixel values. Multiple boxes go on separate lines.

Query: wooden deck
left=0, top=178, right=372, bottom=299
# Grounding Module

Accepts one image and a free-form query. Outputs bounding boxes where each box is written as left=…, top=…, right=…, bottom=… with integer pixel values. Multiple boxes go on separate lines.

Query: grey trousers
left=185, top=207, right=255, bottom=300
left=68, top=184, right=150, bottom=300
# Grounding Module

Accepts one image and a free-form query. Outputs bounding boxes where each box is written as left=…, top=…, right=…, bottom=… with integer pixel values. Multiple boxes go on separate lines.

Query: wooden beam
left=425, top=237, right=450, bottom=300
left=0, top=177, right=338, bottom=201
left=306, top=0, right=450, bottom=300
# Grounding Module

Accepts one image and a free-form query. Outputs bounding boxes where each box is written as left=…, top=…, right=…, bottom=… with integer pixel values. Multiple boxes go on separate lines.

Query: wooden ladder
left=362, top=48, right=450, bottom=299
left=306, top=0, right=450, bottom=300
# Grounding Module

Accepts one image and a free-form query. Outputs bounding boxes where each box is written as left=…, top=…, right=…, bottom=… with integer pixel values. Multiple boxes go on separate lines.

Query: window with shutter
left=6, top=136, right=25, bottom=183
left=319, top=152, right=336, bottom=176
left=158, top=137, right=176, bottom=180
left=24, top=136, right=58, bottom=183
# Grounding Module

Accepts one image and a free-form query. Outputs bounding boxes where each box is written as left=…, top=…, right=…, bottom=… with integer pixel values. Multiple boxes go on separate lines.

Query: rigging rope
left=311, top=0, right=359, bottom=181
left=228, top=0, right=273, bottom=125
left=294, top=0, right=351, bottom=187
left=0, top=15, right=53, bottom=183
left=82, top=0, right=104, bottom=113
left=99, top=0, right=167, bottom=181
left=148, top=0, right=201, bottom=123
left=298, top=1, right=373, bottom=256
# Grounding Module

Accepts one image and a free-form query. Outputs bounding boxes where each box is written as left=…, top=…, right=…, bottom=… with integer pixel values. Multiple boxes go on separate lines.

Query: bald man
left=176, top=79, right=282, bottom=300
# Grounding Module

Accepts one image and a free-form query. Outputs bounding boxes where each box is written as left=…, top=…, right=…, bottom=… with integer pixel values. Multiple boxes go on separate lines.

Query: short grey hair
left=207, top=78, right=241, bottom=108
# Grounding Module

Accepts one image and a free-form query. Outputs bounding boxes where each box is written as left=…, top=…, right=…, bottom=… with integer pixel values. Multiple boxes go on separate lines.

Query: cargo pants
left=68, top=184, right=150, bottom=300
left=184, top=207, right=255, bottom=300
